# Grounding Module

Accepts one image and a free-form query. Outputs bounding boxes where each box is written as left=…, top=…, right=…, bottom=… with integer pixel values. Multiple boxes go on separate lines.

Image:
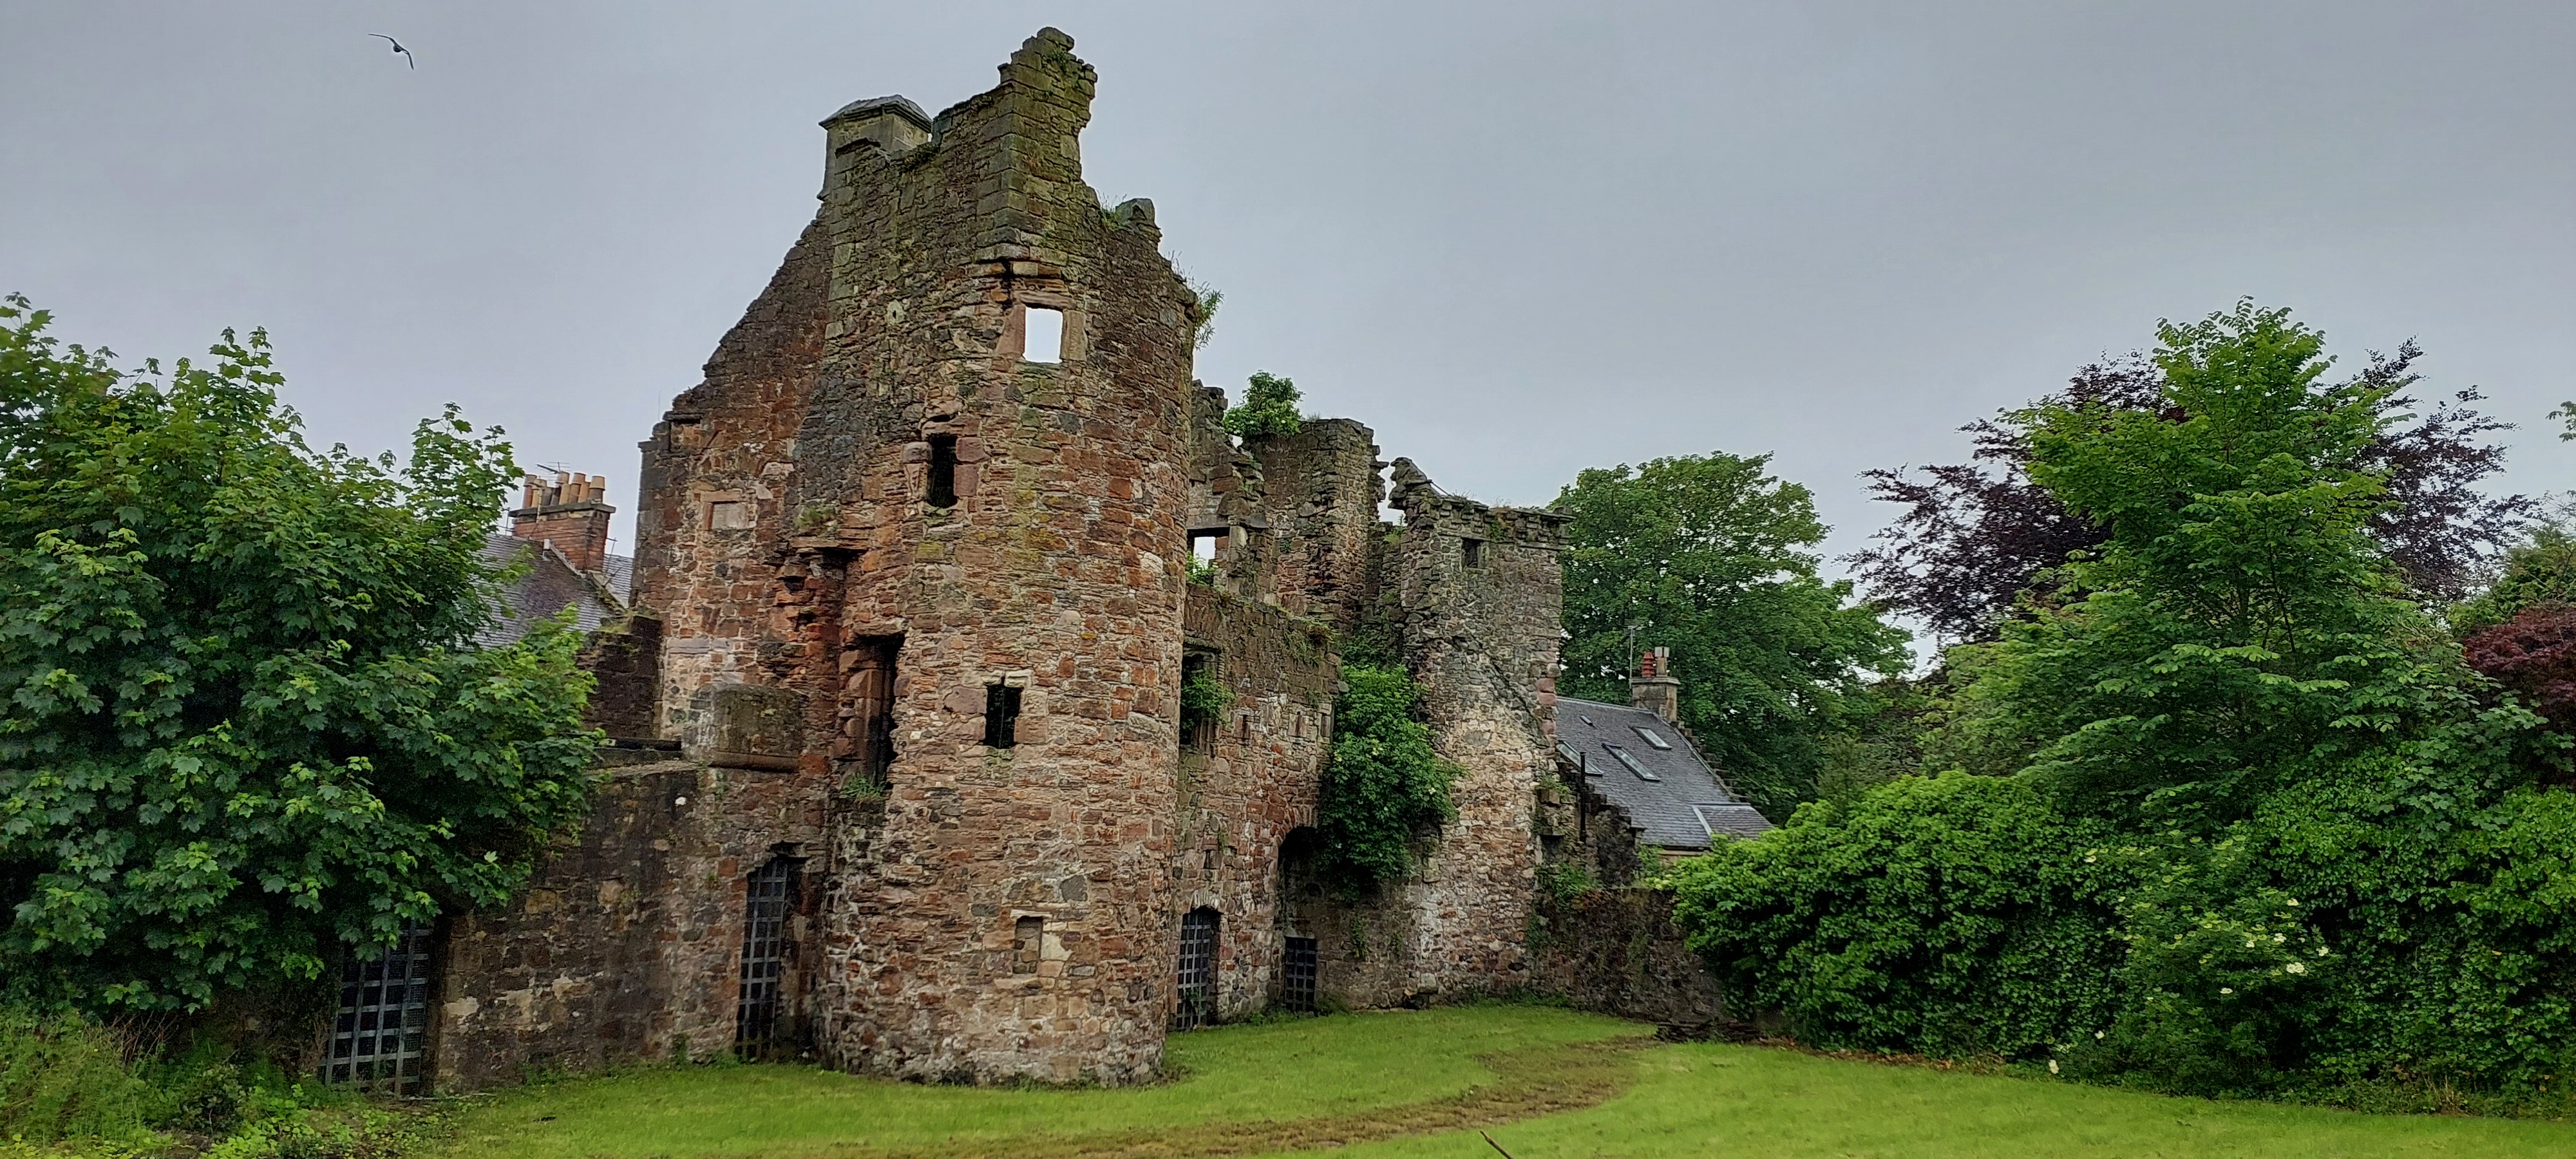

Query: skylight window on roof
left=1631, top=725, right=1672, bottom=750
left=1604, top=743, right=1656, bottom=780
left=1577, top=714, right=1594, bottom=726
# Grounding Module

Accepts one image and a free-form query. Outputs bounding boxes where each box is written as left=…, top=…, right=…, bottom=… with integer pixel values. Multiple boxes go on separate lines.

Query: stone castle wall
left=424, top=29, right=1573, bottom=1092
left=433, top=758, right=828, bottom=1086
left=1178, top=589, right=1336, bottom=1017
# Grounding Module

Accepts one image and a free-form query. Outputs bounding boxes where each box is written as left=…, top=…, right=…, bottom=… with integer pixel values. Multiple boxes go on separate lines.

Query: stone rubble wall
left=1179, top=587, right=1336, bottom=1018
left=1528, top=887, right=1731, bottom=1035
left=432, top=758, right=828, bottom=1088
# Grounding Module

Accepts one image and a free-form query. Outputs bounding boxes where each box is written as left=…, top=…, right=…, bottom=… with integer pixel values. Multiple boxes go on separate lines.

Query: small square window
left=1461, top=538, right=1484, bottom=568
left=1023, top=306, right=1064, bottom=364
left=984, top=682, right=1022, bottom=748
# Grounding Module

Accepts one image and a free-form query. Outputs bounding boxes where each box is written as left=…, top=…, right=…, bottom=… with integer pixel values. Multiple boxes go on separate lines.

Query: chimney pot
left=1629, top=646, right=1680, bottom=724
left=511, top=465, right=619, bottom=573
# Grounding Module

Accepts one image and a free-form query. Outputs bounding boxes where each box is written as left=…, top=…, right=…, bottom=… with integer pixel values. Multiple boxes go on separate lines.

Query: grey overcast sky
left=5, top=2, right=2571, bottom=598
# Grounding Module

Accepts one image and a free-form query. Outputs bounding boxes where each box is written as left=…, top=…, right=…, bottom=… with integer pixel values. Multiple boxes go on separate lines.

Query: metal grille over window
left=320, top=923, right=433, bottom=1094
left=1173, top=907, right=1219, bottom=1030
left=735, top=856, right=797, bottom=1057
left=1281, top=936, right=1319, bottom=1013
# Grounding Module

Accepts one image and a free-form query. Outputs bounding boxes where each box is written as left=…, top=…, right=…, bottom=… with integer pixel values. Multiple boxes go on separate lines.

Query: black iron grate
left=734, top=856, right=795, bottom=1057
left=1282, top=936, right=1319, bottom=1013
left=1173, top=908, right=1219, bottom=1030
left=320, top=923, right=433, bottom=1095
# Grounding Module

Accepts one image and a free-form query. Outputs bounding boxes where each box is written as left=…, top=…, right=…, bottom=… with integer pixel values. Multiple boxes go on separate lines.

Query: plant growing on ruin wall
left=1223, top=372, right=1303, bottom=439
left=1180, top=662, right=1234, bottom=726
left=0, top=296, right=599, bottom=1013
left=1318, top=663, right=1457, bottom=892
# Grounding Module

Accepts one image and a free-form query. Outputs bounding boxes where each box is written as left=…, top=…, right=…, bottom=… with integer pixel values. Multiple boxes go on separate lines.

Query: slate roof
left=1555, top=695, right=1772, bottom=851
left=473, top=533, right=632, bottom=648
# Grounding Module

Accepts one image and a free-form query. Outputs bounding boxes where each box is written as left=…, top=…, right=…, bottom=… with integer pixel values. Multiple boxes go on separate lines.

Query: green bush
left=1673, top=775, right=2127, bottom=1059
left=0, top=1009, right=156, bottom=1145
left=1222, top=372, right=1302, bottom=438
left=1318, top=664, right=1457, bottom=891
left=1675, top=303, right=2576, bottom=1104
left=0, top=297, right=599, bottom=1012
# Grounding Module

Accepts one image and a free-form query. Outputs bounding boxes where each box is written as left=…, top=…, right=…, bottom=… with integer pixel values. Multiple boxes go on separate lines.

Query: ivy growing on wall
left=1318, top=664, right=1458, bottom=893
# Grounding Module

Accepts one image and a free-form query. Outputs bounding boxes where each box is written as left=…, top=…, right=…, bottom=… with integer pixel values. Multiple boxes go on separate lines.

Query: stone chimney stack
left=1629, top=645, right=1680, bottom=723
left=510, top=471, right=615, bottom=573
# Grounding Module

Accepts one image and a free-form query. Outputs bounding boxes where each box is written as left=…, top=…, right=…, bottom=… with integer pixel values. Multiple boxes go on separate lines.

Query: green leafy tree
left=1222, top=372, right=1302, bottom=438
left=1685, top=303, right=2576, bottom=1100
left=1552, top=453, right=1911, bottom=814
left=1318, top=664, right=1457, bottom=890
left=1927, top=301, right=2472, bottom=825
left=0, top=296, right=598, bottom=1012
left=2449, top=502, right=2576, bottom=636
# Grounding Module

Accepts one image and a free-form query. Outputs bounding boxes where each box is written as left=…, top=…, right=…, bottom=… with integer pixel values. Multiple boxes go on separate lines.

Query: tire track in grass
left=802, top=1035, right=1653, bottom=1159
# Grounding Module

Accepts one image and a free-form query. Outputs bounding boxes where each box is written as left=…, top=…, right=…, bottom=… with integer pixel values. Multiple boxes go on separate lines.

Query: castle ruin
left=417, top=30, right=1574, bottom=1090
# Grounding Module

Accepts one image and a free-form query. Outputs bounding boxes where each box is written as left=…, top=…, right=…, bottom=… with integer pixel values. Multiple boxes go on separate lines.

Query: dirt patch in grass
left=805, top=1037, right=1651, bottom=1159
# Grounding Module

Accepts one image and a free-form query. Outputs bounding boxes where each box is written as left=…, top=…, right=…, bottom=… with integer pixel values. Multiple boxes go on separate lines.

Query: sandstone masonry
left=428, top=30, right=1571, bottom=1089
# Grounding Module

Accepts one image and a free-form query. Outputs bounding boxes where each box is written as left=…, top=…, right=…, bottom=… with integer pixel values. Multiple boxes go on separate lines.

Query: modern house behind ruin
left=330, top=30, right=1759, bottom=1094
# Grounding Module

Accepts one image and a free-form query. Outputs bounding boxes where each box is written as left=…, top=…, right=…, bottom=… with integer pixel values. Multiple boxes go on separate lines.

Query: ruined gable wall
left=784, top=31, right=1201, bottom=1085
left=1247, top=419, right=1384, bottom=636
left=1179, top=589, right=1335, bottom=1018
left=1354, top=482, right=1565, bottom=1004
left=633, top=216, right=833, bottom=744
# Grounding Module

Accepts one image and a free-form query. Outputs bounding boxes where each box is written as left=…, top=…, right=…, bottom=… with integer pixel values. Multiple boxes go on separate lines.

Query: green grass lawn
left=435, top=1005, right=1640, bottom=1159
left=1343, top=1042, right=2576, bottom=1159
left=435, top=1004, right=2576, bottom=1159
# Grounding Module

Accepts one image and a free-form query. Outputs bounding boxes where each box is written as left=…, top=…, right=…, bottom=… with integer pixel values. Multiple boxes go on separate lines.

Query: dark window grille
left=320, top=923, right=434, bottom=1095
left=735, top=856, right=797, bottom=1057
left=984, top=683, right=1021, bottom=748
left=1282, top=936, right=1319, bottom=1013
left=1173, top=907, right=1220, bottom=1030
left=926, top=435, right=958, bottom=508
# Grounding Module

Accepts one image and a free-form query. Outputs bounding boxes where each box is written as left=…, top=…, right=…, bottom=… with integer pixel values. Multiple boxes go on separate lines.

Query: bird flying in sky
left=370, top=33, right=414, bottom=69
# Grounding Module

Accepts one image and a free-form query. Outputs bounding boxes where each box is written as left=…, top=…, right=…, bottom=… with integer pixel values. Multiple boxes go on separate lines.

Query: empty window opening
left=1282, top=936, right=1319, bottom=1013
left=1461, top=538, right=1484, bottom=568
left=1174, top=907, right=1220, bottom=1030
left=708, top=500, right=752, bottom=531
left=735, top=856, right=798, bottom=1058
left=1012, top=916, right=1045, bottom=975
left=1631, top=725, right=1672, bottom=751
left=1181, top=651, right=1218, bottom=754
left=925, top=435, right=958, bottom=509
left=1023, top=306, right=1065, bottom=364
left=842, top=636, right=900, bottom=791
left=1604, top=743, right=1656, bottom=781
left=1189, top=531, right=1224, bottom=562
left=984, top=681, right=1022, bottom=748
left=319, top=923, right=433, bottom=1094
